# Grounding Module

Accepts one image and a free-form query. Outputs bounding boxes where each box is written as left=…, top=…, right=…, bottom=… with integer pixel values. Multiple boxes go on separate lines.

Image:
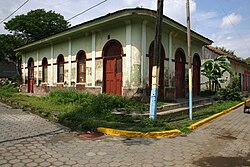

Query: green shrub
left=46, top=89, right=93, bottom=106
left=0, top=83, right=17, bottom=95
left=218, top=76, right=241, bottom=101
left=199, top=90, right=216, bottom=97
left=90, top=93, right=147, bottom=115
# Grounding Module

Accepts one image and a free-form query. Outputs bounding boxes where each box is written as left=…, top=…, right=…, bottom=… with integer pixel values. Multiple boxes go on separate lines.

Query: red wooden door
left=175, top=50, right=185, bottom=98
left=115, top=57, right=122, bottom=95
left=28, top=58, right=34, bottom=93
left=105, top=58, right=115, bottom=94
left=149, top=43, right=165, bottom=100
left=104, top=57, right=122, bottom=95
left=103, top=41, right=123, bottom=95
left=28, top=67, right=34, bottom=93
left=193, top=55, right=201, bottom=96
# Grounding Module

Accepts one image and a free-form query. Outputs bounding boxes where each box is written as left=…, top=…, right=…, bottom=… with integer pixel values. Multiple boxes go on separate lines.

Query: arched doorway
left=175, top=49, right=186, bottom=98
left=103, top=40, right=123, bottom=95
left=28, top=58, right=34, bottom=93
left=57, top=54, right=64, bottom=83
left=193, top=54, right=201, bottom=96
left=76, top=50, right=86, bottom=83
left=148, top=41, right=165, bottom=100
left=42, top=57, right=48, bottom=83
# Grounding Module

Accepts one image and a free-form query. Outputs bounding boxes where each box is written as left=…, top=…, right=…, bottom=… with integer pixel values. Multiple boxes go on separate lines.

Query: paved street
left=0, top=102, right=250, bottom=167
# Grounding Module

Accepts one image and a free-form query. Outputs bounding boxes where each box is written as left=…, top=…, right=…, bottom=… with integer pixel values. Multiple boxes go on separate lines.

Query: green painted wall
left=72, top=35, right=92, bottom=58
left=53, top=41, right=68, bottom=60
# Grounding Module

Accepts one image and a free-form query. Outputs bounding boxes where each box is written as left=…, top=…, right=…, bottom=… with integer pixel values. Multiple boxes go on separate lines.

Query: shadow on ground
left=193, top=153, right=250, bottom=167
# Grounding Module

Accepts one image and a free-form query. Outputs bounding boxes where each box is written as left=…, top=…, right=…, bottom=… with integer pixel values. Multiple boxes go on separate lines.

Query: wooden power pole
left=186, top=0, right=193, bottom=120
left=149, top=0, right=164, bottom=120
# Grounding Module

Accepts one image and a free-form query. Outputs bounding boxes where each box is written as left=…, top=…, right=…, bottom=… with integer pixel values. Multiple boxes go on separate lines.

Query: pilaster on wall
left=68, top=38, right=72, bottom=86
left=36, top=50, right=39, bottom=86
left=92, top=32, right=96, bottom=86
left=50, top=44, right=54, bottom=85
left=141, top=20, right=148, bottom=87
left=168, top=31, right=174, bottom=86
left=22, top=55, right=26, bottom=84
left=126, top=21, right=132, bottom=87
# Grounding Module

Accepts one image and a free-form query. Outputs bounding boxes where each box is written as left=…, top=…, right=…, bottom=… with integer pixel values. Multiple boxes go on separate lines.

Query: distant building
left=201, top=45, right=250, bottom=93
left=16, top=8, right=212, bottom=99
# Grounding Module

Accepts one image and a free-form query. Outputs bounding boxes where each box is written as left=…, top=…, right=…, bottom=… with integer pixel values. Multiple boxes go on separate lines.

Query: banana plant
left=201, top=56, right=232, bottom=91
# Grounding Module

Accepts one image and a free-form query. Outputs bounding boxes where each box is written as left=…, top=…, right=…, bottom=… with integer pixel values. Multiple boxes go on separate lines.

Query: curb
left=97, top=128, right=181, bottom=138
left=188, top=100, right=246, bottom=130
left=98, top=100, right=248, bottom=138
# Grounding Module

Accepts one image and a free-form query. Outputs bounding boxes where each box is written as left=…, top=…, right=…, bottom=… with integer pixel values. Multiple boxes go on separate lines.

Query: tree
left=0, top=34, right=25, bottom=82
left=4, top=9, right=70, bottom=42
left=215, top=46, right=235, bottom=56
left=0, top=34, right=24, bottom=63
left=244, top=57, right=250, bottom=64
left=201, top=56, right=232, bottom=91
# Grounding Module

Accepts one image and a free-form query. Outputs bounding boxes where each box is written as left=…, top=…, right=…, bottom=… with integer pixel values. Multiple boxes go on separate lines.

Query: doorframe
left=175, top=48, right=186, bottom=98
left=193, top=53, right=201, bottom=96
left=102, top=39, right=124, bottom=95
left=27, top=57, right=34, bottom=93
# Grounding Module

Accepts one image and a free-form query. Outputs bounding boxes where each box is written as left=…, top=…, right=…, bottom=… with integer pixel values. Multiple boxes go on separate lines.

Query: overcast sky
left=0, top=0, right=250, bottom=59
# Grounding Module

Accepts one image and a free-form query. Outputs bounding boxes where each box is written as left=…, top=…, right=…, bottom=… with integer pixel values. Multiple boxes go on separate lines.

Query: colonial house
left=201, top=45, right=250, bottom=93
left=16, top=8, right=212, bottom=99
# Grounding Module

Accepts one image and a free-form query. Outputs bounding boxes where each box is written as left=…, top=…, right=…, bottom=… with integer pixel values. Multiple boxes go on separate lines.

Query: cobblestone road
left=0, top=102, right=250, bottom=167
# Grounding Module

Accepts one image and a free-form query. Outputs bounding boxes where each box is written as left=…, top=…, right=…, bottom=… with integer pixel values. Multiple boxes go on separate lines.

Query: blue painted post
left=189, top=68, right=193, bottom=120
left=150, top=84, right=158, bottom=119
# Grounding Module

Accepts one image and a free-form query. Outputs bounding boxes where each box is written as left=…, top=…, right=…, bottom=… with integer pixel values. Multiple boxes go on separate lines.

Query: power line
left=217, top=1, right=250, bottom=57
left=67, top=0, right=107, bottom=21
left=0, top=0, right=30, bottom=24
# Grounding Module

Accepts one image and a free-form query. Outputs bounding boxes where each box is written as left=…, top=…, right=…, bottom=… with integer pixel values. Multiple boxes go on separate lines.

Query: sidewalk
left=0, top=102, right=249, bottom=166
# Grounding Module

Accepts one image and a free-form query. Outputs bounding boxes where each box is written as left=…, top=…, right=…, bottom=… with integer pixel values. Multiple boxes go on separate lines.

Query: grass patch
left=0, top=87, right=242, bottom=133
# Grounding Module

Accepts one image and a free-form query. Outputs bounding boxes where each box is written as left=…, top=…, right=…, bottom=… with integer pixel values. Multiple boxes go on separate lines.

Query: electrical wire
left=67, top=0, right=107, bottom=21
left=217, top=1, right=250, bottom=57
left=0, top=0, right=30, bottom=24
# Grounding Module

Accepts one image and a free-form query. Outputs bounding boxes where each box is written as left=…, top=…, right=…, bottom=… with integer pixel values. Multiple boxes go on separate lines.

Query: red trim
left=101, top=39, right=124, bottom=58
left=95, top=57, right=103, bottom=60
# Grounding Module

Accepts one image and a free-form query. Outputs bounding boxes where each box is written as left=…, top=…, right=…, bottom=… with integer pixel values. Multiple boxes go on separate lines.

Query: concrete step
left=157, top=98, right=212, bottom=111
left=141, top=102, right=212, bottom=117
left=112, top=97, right=213, bottom=120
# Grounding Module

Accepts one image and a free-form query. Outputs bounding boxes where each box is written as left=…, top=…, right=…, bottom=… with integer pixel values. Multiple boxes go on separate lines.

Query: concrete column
left=68, top=38, right=72, bottom=86
left=92, top=32, right=96, bottom=86
left=23, top=54, right=26, bottom=84
left=168, top=31, right=174, bottom=86
left=36, top=50, right=39, bottom=86
left=50, top=44, right=54, bottom=85
left=141, top=20, right=147, bottom=87
left=126, top=21, right=131, bottom=86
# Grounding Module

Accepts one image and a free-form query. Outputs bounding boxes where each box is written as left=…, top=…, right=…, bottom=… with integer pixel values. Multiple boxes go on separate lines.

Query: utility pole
left=186, top=0, right=193, bottom=120
left=149, top=0, right=164, bottom=120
